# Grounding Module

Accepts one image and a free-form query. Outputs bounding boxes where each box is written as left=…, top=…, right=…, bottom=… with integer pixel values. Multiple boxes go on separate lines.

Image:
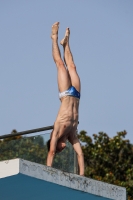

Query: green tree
left=78, top=130, right=133, bottom=200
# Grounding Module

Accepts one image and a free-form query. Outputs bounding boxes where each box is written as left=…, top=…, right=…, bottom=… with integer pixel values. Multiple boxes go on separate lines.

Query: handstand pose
left=47, top=22, right=84, bottom=176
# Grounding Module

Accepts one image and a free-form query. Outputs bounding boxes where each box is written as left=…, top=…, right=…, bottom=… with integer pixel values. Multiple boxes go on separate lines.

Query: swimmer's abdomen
left=56, top=96, right=79, bottom=125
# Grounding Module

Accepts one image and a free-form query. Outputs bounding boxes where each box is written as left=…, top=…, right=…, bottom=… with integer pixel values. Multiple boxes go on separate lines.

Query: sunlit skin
left=46, top=22, right=84, bottom=176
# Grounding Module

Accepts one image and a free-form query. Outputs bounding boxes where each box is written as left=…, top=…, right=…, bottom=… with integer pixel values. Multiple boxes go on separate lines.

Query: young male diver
left=46, top=22, right=84, bottom=176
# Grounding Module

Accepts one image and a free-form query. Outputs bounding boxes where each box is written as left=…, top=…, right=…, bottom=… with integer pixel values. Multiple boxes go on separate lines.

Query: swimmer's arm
left=68, top=136, right=84, bottom=176
left=46, top=135, right=57, bottom=167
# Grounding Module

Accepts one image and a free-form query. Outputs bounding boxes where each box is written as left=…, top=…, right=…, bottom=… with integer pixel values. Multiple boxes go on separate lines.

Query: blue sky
left=0, top=0, right=133, bottom=142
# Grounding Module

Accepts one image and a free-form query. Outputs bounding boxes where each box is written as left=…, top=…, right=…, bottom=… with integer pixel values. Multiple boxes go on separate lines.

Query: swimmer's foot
left=51, top=22, right=59, bottom=40
left=60, top=28, right=70, bottom=46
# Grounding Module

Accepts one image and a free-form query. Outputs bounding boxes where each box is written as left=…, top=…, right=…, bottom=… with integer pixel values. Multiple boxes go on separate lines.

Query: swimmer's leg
left=60, top=28, right=81, bottom=92
left=51, top=22, right=71, bottom=93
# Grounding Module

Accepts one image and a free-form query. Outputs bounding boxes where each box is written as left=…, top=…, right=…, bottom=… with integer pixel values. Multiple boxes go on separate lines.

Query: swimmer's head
left=56, top=141, right=66, bottom=153
left=47, top=139, right=66, bottom=153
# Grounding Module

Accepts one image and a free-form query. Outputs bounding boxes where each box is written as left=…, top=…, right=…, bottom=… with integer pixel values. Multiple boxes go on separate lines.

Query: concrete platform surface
left=0, top=159, right=126, bottom=200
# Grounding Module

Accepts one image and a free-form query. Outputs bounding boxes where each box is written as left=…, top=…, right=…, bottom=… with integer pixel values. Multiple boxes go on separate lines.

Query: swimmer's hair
left=47, top=139, right=51, bottom=152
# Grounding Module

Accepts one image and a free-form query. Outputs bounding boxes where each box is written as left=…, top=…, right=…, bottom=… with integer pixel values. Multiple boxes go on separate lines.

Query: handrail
left=0, top=125, right=54, bottom=140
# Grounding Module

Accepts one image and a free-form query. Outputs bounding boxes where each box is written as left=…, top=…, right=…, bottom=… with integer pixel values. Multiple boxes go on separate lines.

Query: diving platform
left=0, top=159, right=126, bottom=200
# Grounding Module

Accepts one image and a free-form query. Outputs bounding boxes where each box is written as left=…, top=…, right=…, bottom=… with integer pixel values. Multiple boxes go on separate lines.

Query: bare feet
left=60, top=28, right=70, bottom=46
left=51, top=22, right=59, bottom=40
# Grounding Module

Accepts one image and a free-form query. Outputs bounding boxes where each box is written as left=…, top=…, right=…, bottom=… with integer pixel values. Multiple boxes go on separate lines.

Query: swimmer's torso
left=54, top=96, right=79, bottom=139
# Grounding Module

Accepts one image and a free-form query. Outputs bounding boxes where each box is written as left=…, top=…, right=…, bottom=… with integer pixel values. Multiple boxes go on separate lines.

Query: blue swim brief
left=59, top=86, right=80, bottom=99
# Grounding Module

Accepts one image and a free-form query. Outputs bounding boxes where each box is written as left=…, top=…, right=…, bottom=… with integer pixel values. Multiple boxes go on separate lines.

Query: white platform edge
left=0, top=158, right=126, bottom=200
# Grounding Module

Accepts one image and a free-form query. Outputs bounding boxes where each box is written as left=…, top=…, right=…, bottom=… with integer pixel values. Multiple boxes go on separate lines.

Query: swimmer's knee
left=55, top=59, right=64, bottom=68
left=68, top=63, right=77, bottom=71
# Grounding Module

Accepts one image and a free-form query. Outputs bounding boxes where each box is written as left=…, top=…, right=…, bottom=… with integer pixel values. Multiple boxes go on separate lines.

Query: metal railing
left=0, top=125, right=54, bottom=139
